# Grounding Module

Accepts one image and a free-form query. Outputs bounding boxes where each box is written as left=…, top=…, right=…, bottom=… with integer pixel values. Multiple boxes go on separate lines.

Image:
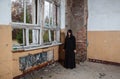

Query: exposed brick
left=66, top=0, right=88, bottom=62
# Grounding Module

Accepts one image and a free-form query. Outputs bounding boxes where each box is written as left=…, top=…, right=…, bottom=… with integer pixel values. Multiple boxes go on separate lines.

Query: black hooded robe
left=64, top=35, right=76, bottom=69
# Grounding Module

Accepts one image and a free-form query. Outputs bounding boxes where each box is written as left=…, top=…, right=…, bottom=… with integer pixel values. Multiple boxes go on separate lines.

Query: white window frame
left=11, top=0, right=61, bottom=51
left=43, top=0, right=60, bottom=44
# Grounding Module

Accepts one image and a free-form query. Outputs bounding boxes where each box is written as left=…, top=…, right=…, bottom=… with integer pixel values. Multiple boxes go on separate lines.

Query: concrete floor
left=21, top=62, right=120, bottom=79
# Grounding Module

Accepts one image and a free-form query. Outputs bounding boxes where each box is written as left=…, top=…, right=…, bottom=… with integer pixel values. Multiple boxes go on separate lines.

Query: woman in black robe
left=64, top=29, right=76, bottom=69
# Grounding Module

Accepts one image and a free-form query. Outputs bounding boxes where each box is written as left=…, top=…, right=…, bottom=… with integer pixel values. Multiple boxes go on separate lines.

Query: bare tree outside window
left=12, top=0, right=33, bottom=47
left=12, top=0, right=24, bottom=22
left=26, top=0, right=32, bottom=23
left=11, top=0, right=60, bottom=50
left=12, top=0, right=32, bottom=23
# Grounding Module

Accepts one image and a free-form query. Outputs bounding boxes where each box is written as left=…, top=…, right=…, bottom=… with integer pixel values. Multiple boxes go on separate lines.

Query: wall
left=88, top=0, right=120, bottom=63
left=88, top=0, right=120, bottom=31
left=88, top=31, right=120, bottom=63
left=0, top=26, right=60, bottom=79
left=0, top=0, right=61, bottom=78
left=12, top=46, right=59, bottom=78
left=66, top=0, right=88, bottom=62
left=0, top=26, right=13, bottom=79
left=60, top=0, right=66, bottom=29
left=0, top=0, right=11, bottom=24
left=0, top=26, right=59, bottom=78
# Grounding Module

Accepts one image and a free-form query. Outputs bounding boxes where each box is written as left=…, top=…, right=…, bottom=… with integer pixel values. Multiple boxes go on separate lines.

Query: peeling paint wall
left=12, top=46, right=59, bottom=78
left=66, top=0, right=88, bottom=62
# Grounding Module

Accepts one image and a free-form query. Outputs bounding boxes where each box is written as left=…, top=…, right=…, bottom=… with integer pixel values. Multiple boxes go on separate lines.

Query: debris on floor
left=99, top=73, right=106, bottom=78
left=20, top=62, right=120, bottom=79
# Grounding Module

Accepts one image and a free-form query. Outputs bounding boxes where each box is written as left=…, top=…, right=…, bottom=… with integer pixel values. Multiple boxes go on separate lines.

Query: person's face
left=68, top=32, right=71, bottom=36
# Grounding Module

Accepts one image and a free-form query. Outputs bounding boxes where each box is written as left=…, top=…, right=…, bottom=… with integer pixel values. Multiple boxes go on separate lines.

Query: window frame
left=11, top=0, right=61, bottom=51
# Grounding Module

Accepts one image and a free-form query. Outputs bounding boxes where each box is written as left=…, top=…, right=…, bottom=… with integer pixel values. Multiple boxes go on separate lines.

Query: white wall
left=60, top=0, right=65, bottom=29
left=88, top=0, right=120, bottom=31
left=0, top=0, right=11, bottom=25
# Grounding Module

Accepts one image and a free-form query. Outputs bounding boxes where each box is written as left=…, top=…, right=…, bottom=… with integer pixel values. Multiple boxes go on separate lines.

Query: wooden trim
left=88, top=58, right=120, bottom=66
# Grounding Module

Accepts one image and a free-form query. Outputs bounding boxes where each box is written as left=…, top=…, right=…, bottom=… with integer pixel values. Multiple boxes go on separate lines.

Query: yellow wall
left=0, top=25, right=59, bottom=78
left=87, top=31, right=120, bottom=63
left=0, top=25, right=13, bottom=79
left=12, top=46, right=59, bottom=77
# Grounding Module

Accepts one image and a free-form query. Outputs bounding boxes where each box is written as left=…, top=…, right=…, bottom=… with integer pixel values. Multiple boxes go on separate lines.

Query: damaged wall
left=12, top=46, right=59, bottom=78
left=66, top=0, right=88, bottom=62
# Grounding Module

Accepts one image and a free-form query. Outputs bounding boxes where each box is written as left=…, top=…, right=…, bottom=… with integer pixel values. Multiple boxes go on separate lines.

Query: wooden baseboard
left=88, top=58, right=120, bottom=66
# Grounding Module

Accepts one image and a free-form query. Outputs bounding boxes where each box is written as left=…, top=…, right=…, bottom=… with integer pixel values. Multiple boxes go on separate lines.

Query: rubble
left=20, top=62, right=120, bottom=79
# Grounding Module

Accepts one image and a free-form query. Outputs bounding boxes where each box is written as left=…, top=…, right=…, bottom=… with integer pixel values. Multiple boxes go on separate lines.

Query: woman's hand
left=74, top=50, right=76, bottom=53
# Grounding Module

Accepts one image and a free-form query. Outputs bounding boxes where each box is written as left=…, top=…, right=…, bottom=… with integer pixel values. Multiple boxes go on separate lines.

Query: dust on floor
left=20, top=62, right=120, bottom=79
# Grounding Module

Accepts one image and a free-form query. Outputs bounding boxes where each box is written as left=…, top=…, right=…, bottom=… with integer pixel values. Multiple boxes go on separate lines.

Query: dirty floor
left=20, top=62, right=120, bottom=79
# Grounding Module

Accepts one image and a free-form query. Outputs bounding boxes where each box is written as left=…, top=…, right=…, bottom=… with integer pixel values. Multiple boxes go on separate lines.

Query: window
left=44, top=1, right=57, bottom=28
left=12, top=0, right=24, bottom=22
left=43, top=1, right=59, bottom=44
left=12, top=0, right=32, bottom=23
left=43, top=29, right=50, bottom=43
left=12, top=29, right=24, bottom=46
left=11, top=0, right=61, bottom=51
left=44, top=1, right=50, bottom=27
left=26, top=0, right=32, bottom=23
left=51, top=30, right=55, bottom=41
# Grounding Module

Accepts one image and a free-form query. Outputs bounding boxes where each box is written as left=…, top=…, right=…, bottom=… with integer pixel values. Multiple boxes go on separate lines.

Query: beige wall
left=0, top=25, right=60, bottom=78
left=0, top=25, right=13, bottom=79
left=12, top=46, right=59, bottom=77
left=87, top=31, right=120, bottom=63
